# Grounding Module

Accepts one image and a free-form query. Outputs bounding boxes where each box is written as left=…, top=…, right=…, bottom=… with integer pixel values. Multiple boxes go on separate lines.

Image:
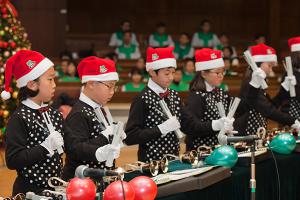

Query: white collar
left=79, top=92, right=101, bottom=109
left=147, top=78, right=167, bottom=96
left=21, top=99, right=48, bottom=109
left=205, top=81, right=215, bottom=92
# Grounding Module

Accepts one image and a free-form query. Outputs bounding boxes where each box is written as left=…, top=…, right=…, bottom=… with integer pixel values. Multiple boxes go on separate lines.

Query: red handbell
left=129, top=176, right=157, bottom=200
left=66, top=177, right=96, bottom=200
left=103, top=180, right=135, bottom=200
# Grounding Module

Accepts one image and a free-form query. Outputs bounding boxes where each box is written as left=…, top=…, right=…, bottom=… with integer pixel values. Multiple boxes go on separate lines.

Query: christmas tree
left=0, top=0, right=31, bottom=145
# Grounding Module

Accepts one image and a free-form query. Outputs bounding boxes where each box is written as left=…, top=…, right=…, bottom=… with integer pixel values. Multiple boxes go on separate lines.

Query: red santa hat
left=1, top=50, right=54, bottom=100
left=250, top=43, right=277, bottom=63
left=146, top=47, right=177, bottom=71
left=195, top=48, right=224, bottom=71
left=288, top=36, right=300, bottom=52
left=77, top=56, right=119, bottom=83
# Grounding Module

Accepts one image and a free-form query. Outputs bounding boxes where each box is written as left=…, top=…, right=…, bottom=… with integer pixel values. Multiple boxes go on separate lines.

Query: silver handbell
left=125, top=160, right=160, bottom=176
left=165, top=151, right=199, bottom=167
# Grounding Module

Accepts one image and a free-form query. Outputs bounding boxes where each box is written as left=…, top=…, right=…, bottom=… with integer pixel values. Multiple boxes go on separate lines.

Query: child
left=185, top=48, right=234, bottom=150
left=182, top=58, right=196, bottom=83
left=115, top=31, right=141, bottom=59
left=191, top=20, right=220, bottom=49
left=62, top=56, right=121, bottom=180
left=215, top=34, right=238, bottom=58
left=3, top=50, right=64, bottom=195
left=121, top=68, right=145, bottom=92
left=125, top=47, right=189, bottom=162
left=109, top=20, right=139, bottom=47
left=56, top=58, right=69, bottom=78
left=135, top=58, right=149, bottom=82
left=273, top=36, right=300, bottom=119
left=148, top=22, right=174, bottom=48
left=170, top=68, right=189, bottom=91
left=235, top=43, right=300, bottom=135
left=173, top=33, right=194, bottom=59
left=59, top=60, right=80, bottom=82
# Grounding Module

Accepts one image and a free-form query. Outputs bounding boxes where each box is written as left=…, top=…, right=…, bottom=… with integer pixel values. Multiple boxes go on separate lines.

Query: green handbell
left=205, top=145, right=238, bottom=168
left=269, top=133, right=296, bottom=154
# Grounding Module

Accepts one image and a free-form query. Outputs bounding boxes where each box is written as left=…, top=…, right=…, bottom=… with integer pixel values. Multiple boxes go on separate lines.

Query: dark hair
left=189, top=71, right=206, bottom=92
left=18, top=80, right=40, bottom=103
left=223, top=46, right=233, bottom=56
left=156, top=22, right=166, bottom=28
left=180, top=32, right=191, bottom=40
left=201, top=19, right=211, bottom=26
left=184, top=58, right=195, bottom=64
left=219, top=33, right=228, bottom=38
left=123, top=30, right=132, bottom=35
left=121, top=20, right=130, bottom=26
left=291, top=52, right=300, bottom=70
left=130, top=68, right=143, bottom=76
left=254, top=33, right=266, bottom=40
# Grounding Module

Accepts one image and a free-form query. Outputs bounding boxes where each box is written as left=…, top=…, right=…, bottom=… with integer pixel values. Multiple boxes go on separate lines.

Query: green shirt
left=153, top=32, right=169, bottom=47
left=197, top=32, right=214, bottom=47
left=174, top=42, right=192, bottom=59
left=123, top=82, right=145, bottom=92
left=117, top=44, right=138, bottom=59
left=170, top=81, right=189, bottom=91
left=182, top=72, right=195, bottom=83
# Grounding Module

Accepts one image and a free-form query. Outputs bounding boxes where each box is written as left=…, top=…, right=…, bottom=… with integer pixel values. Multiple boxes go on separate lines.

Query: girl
left=3, top=50, right=64, bottom=195
left=121, top=68, right=145, bottom=92
left=185, top=48, right=234, bottom=150
left=235, top=43, right=300, bottom=135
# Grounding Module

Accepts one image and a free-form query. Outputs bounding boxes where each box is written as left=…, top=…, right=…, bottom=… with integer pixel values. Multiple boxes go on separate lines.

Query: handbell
left=180, top=150, right=199, bottom=166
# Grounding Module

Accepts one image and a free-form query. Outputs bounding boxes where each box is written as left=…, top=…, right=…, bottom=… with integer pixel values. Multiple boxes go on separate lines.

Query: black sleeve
left=247, top=85, right=296, bottom=125
left=295, top=72, right=300, bottom=102
left=124, top=96, right=162, bottom=145
left=5, top=115, right=49, bottom=170
left=272, top=86, right=290, bottom=108
left=182, top=92, right=216, bottom=137
left=64, top=112, right=107, bottom=162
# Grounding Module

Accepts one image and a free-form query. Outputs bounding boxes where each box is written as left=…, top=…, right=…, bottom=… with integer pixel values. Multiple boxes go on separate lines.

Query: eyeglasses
left=98, top=81, right=119, bottom=92
left=208, top=70, right=226, bottom=77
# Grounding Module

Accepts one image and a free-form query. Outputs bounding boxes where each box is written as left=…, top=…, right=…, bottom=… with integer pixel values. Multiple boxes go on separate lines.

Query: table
left=157, top=153, right=300, bottom=200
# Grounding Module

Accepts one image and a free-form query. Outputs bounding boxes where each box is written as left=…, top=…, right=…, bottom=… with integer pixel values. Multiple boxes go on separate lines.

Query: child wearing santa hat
left=124, top=47, right=201, bottom=163
left=235, top=43, right=300, bottom=135
left=184, top=48, right=236, bottom=150
left=62, top=56, right=123, bottom=180
left=273, top=36, right=300, bottom=119
left=3, top=50, right=64, bottom=195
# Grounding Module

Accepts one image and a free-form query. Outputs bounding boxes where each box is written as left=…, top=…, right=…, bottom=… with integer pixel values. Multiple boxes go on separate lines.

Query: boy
left=62, top=56, right=121, bottom=180
left=125, top=47, right=200, bottom=162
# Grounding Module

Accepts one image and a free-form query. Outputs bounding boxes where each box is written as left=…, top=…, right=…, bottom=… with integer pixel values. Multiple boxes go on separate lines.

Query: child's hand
left=41, top=131, right=64, bottom=156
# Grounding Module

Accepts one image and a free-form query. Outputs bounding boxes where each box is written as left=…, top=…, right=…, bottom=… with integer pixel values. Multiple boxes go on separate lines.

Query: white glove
left=223, top=118, right=235, bottom=133
left=292, top=120, right=300, bottom=135
left=212, top=117, right=234, bottom=131
left=101, top=125, right=113, bottom=139
left=95, top=144, right=121, bottom=162
left=250, top=68, right=267, bottom=88
left=113, top=122, right=127, bottom=140
left=158, top=116, right=181, bottom=137
left=41, top=131, right=64, bottom=156
left=281, top=75, right=296, bottom=91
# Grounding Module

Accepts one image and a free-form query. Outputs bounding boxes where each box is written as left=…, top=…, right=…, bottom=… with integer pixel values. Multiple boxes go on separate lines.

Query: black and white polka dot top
left=5, top=104, right=63, bottom=188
